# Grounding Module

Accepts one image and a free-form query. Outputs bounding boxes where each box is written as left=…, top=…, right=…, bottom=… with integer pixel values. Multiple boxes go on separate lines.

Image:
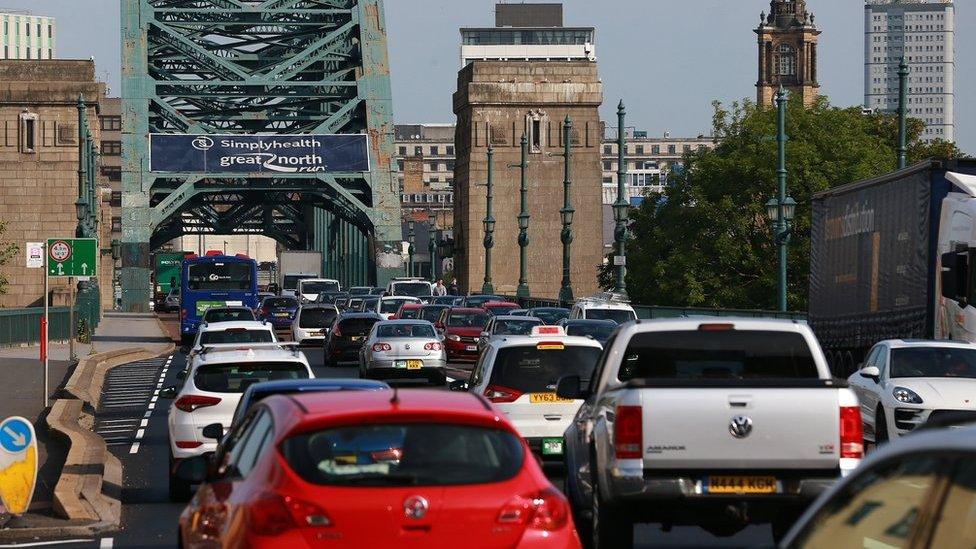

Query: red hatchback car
left=435, top=307, right=490, bottom=362
left=391, top=302, right=423, bottom=320
left=176, top=390, right=580, bottom=548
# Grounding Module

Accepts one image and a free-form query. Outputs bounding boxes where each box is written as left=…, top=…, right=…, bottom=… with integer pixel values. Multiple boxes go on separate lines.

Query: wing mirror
left=202, top=423, right=224, bottom=442
left=859, top=365, right=881, bottom=382
left=160, top=385, right=178, bottom=399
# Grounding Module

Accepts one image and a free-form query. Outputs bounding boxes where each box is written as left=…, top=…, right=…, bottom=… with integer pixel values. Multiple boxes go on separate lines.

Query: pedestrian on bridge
left=434, top=279, right=447, bottom=296
left=449, top=278, right=459, bottom=296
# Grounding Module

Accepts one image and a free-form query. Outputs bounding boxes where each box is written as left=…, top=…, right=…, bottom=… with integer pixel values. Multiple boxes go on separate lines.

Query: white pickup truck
left=558, top=318, right=862, bottom=548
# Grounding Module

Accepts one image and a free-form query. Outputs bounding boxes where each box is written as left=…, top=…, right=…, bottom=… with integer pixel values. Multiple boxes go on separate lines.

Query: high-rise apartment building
left=865, top=1, right=954, bottom=142
left=0, top=12, right=56, bottom=60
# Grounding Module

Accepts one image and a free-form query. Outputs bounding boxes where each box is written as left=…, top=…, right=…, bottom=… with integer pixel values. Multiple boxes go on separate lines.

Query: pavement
left=0, top=312, right=173, bottom=535
left=0, top=312, right=774, bottom=547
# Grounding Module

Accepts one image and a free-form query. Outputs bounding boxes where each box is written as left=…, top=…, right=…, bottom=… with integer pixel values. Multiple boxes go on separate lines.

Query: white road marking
left=135, top=429, right=145, bottom=440
left=96, top=429, right=135, bottom=434
left=100, top=538, right=114, bottom=549
left=99, top=418, right=141, bottom=424
left=147, top=402, right=155, bottom=410
left=140, top=419, right=148, bottom=427
left=0, top=539, right=94, bottom=547
left=144, top=411, right=152, bottom=419
left=129, top=441, right=140, bottom=454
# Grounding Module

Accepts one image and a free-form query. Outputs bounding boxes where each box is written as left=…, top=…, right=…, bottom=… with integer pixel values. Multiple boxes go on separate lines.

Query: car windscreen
left=338, top=318, right=380, bottom=336
left=380, top=299, right=411, bottom=314
left=186, top=262, right=252, bottom=291
left=392, top=282, right=432, bottom=297
left=361, top=299, right=379, bottom=311
left=283, top=275, right=313, bottom=290
left=488, top=345, right=602, bottom=393
left=493, top=319, right=542, bottom=336
left=264, top=298, right=297, bottom=308
left=299, top=308, right=338, bottom=328
left=302, top=281, right=340, bottom=295
left=399, top=308, right=420, bottom=319
left=532, top=309, right=570, bottom=325
left=376, top=323, right=436, bottom=339
left=486, top=305, right=517, bottom=315
left=566, top=322, right=616, bottom=342
left=420, top=306, right=448, bottom=322
left=585, top=308, right=637, bottom=323
left=466, top=296, right=499, bottom=307
left=200, top=329, right=274, bottom=345
left=448, top=312, right=489, bottom=328
left=619, top=330, right=819, bottom=381
left=890, top=347, right=976, bottom=379
left=281, top=424, right=523, bottom=487
left=194, top=361, right=309, bottom=393
left=204, top=309, right=254, bottom=323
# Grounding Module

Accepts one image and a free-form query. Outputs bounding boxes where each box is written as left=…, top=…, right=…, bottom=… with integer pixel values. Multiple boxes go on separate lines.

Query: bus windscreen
left=187, top=262, right=253, bottom=291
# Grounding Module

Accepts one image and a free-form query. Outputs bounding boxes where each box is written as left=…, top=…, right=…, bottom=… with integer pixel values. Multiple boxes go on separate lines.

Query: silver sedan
left=359, top=320, right=447, bottom=385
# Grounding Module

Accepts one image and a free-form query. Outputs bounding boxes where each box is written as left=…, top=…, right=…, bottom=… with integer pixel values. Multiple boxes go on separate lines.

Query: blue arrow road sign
left=0, top=417, right=32, bottom=453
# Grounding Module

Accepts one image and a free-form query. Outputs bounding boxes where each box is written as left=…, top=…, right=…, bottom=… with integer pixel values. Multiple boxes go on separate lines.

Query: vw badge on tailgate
left=729, top=416, right=753, bottom=439
left=403, top=495, right=429, bottom=519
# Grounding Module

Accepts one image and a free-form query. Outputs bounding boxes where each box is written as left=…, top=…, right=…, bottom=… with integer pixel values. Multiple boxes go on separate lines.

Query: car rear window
left=204, top=309, right=254, bottom=323
left=566, top=322, right=615, bottom=342
left=584, top=308, right=637, bottom=323
left=194, top=361, right=309, bottom=393
left=200, top=329, right=274, bottom=345
left=376, top=323, right=435, bottom=339
left=532, top=309, right=569, bottom=325
left=420, top=306, right=448, bottom=322
left=338, top=318, right=380, bottom=336
left=299, top=308, right=338, bottom=328
left=380, top=299, right=410, bottom=314
left=281, top=424, right=523, bottom=487
left=399, top=308, right=420, bottom=319
left=489, top=345, right=602, bottom=393
left=265, top=298, right=297, bottom=308
left=619, top=330, right=819, bottom=381
left=448, top=312, right=489, bottom=328
left=493, top=319, right=541, bottom=335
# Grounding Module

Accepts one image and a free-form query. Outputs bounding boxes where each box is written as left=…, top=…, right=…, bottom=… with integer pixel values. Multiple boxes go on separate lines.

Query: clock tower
left=755, top=0, right=821, bottom=107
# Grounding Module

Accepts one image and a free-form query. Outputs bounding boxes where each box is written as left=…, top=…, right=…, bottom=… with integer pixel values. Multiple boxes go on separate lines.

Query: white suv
left=164, top=343, right=312, bottom=500
left=569, top=293, right=637, bottom=324
left=462, top=325, right=604, bottom=464
left=184, top=321, right=277, bottom=359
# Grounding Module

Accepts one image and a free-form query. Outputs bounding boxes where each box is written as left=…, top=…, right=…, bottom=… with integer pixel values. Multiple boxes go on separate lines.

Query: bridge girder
left=121, top=0, right=401, bottom=311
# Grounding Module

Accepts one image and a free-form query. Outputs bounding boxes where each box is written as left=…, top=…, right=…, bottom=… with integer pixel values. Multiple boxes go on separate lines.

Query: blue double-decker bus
left=180, top=252, right=258, bottom=344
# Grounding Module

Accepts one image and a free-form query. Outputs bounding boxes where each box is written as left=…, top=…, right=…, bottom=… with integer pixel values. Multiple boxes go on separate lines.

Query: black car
left=527, top=307, right=570, bottom=325
left=431, top=296, right=463, bottom=306
left=201, top=306, right=256, bottom=324
left=323, top=312, right=384, bottom=367
left=462, top=294, right=503, bottom=308
left=315, top=291, right=349, bottom=305
left=558, top=319, right=617, bottom=345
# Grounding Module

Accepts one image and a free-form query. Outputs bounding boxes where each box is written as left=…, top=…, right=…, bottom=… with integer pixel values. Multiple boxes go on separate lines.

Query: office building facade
left=0, top=12, right=55, bottom=60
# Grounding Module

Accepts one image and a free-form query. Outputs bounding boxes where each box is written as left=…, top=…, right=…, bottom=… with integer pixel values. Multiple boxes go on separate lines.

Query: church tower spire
left=755, top=0, right=821, bottom=107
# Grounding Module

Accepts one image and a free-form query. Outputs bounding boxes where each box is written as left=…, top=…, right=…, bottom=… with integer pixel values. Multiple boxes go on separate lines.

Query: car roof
left=245, top=378, right=388, bottom=396
left=337, top=312, right=383, bottom=319
left=491, top=315, right=542, bottom=322
left=382, top=295, right=421, bottom=300
left=399, top=303, right=424, bottom=308
left=616, top=317, right=807, bottom=333
left=483, top=301, right=518, bottom=306
left=530, top=307, right=569, bottom=312
left=422, top=303, right=449, bottom=308
left=448, top=307, right=488, bottom=314
left=489, top=333, right=604, bottom=349
left=563, top=318, right=617, bottom=325
left=881, top=339, right=976, bottom=349
left=195, top=346, right=308, bottom=365
left=265, top=389, right=508, bottom=436
left=376, top=319, right=435, bottom=325
left=199, top=320, right=270, bottom=331
left=300, top=304, right=338, bottom=310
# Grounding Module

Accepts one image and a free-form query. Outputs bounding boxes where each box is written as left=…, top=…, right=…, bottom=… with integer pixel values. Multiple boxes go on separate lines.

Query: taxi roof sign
left=531, top=325, right=566, bottom=337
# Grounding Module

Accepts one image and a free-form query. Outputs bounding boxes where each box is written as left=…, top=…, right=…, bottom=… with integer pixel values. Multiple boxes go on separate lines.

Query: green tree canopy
left=0, top=220, right=19, bottom=297
left=606, top=95, right=966, bottom=311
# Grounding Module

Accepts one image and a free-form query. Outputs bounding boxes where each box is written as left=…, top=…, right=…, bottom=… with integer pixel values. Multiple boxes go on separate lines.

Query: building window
left=603, top=161, right=612, bottom=171
left=531, top=119, right=541, bottom=150
left=775, top=43, right=796, bottom=76
left=446, top=160, right=455, bottom=171
left=683, top=144, right=691, bottom=153
left=635, top=145, right=644, bottom=155
left=100, top=116, right=121, bottom=131
left=110, top=191, right=122, bottom=207
left=101, top=141, right=122, bottom=156
left=101, top=166, right=122, bottom=182
left=396, top=159, right=404, bottom=171
left=20, top=112, right=38, bottom=153
left=25, top=22, right=29, bottom=36
left=111, top=217, right=122, bottom=233
left=429, top=146, right=438, bottom=156
left=652, top=145, right=660, bottom=154
left=48, top=24, right=52, bottom=39
left=398, top=146, right=407, bottom=156
left=667, top=145, right=676, bottom=155
left=414, top=146, right=422, bottom=156
left=446, top=146, right=454, bottom=155
left=430, top=177, right=439, bottom=183
left=603, top=145, right=612, bottom=155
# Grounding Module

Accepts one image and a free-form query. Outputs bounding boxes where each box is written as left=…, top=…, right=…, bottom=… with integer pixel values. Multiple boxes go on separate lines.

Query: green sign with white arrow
left=46, top=238, right=97, bottom=277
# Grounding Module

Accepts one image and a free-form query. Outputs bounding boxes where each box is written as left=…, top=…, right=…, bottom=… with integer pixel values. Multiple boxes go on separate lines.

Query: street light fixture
left=558, top=116, right=575, bottom=306
left=407, top=219, right=416, bottom=277
left=768, top=86, right=794, bottom=312
left=512, top=134, right=531, bottom=299
left=482, top=145, right=495, bottom=295
left=427, top=209, right=437, bottom=280
left=613, top=100, right=630, bottom=296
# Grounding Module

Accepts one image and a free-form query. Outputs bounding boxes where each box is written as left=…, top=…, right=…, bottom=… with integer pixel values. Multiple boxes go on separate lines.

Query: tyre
left=590, top=480, right=633, bottom=548
left=168, top=454, right=193, bottom=502
left=875, top=405, right=890, bottom=444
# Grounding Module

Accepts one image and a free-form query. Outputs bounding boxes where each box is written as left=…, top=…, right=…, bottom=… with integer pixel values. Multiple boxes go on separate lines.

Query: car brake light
left=332, top=326, right=342, bottom=337
left=372, top=342, right=392, bottom=352
left=840, top=406, right=864, bottom=459
left=698, top=323, right=734, bottom=331
left=424, top=342, right=443, bottom=351
left=174, top=394, right=222, bottom=413
left=614, top=405, right=643, bottom=459
left=248, top=492, right=332, bottom=536
left=175, top=440, right=203, bottom=449
left=497, top=487, right=569, bottom=532
left=484, top=384, right=522, bottom=403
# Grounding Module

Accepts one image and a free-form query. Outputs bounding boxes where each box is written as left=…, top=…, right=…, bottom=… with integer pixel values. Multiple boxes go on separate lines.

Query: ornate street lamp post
left=613, top=101, right=630, bottom=296
left=482, top=145, right=495, bottom=295
left=407, top=220, right=415, bottom=277
left=427, top=209, right=437, bottom=280
left=558, top=117, right=575, bottom=305
left=766, top=87, right=794, bottom=312
left=511, top=134, right=531, bottom=299
left=897, top=58, right=909, bottom=170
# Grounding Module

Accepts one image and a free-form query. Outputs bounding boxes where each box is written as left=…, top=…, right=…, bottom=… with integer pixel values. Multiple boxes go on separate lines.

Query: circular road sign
left=49, top=240, right=71, bottom=263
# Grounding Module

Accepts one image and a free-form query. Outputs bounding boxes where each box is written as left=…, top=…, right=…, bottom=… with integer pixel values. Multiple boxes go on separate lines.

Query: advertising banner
left=150, top=134, right=369, bottom=174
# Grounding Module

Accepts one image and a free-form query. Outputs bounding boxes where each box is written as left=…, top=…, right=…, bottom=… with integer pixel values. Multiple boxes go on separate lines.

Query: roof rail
left=577, top=292, right=631, bottom=305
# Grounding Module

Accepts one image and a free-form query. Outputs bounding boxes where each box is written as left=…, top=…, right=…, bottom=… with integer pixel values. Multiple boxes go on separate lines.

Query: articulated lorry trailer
left=809, top=159, right=976, bottom=375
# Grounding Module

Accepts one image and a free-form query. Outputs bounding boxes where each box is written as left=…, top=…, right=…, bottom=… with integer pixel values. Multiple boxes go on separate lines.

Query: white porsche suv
left=163, top=342, right=312, bottom=500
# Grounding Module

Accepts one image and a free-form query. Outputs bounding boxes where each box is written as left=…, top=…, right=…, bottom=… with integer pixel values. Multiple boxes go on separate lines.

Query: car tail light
left=484, top=384, right=522, bottom=403
left=497, top=487, right=569, bottom=532
left=614, top=405, right=643, bottom=459
left=332, top=325, right=342, bottom=338
left=840, top=406, right=864, bottom=459
left=424, top=342, right=443, bottom=351
left=174, top=394, right=222, bottom=413
left=248, top=492, right=332, bottom=536
left=372, top=342, right=392, bottom=352
left=175, top=440, right=203, bottom=449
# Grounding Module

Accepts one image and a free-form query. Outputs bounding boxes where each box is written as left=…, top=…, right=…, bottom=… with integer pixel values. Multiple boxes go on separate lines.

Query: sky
left=4, top=0, right=971, bottom=151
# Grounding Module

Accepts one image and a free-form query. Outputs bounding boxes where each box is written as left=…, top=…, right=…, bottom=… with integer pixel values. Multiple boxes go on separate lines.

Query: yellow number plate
left=529, top=392, right=572, bottom=404
left=406, top=360, right=422, bottom=370
left=707, top=476, right=777, bottom=494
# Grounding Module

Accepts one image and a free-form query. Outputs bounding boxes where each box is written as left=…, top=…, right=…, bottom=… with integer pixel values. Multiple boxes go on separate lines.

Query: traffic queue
left=162, top=278, right=976, bottom=548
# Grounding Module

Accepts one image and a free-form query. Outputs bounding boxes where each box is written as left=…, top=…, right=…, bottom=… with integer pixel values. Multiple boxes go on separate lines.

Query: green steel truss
left=121, top=0, right=402, bottom=311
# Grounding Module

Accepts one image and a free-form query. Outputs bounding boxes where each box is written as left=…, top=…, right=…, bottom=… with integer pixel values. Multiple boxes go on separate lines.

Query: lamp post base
left=516, top=284, right=530, bottom=300
left=481, top=282, right=495, bottom=295
left=558, top=286, right=574, bottom=308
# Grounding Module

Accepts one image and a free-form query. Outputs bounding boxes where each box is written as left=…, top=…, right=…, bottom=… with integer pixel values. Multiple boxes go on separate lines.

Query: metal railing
left=496, top=294, right=806, bottom=321
left=0, top=307, right=72, bottom=347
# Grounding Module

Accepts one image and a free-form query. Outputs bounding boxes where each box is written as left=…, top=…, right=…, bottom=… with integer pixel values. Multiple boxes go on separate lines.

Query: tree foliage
left=606, top=95, right=967, bottom=311
left=0, top=220, right=19, bottom=297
